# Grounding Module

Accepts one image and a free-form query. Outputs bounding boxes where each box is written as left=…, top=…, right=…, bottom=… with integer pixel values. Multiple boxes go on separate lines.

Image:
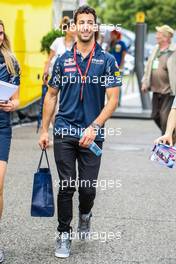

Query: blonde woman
left=0, top=20, right=20, bottom=263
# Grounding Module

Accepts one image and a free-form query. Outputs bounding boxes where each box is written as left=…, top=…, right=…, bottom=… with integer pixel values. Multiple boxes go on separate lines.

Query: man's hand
left=141, top=84, right=148, bottom=93
left=154, top=134, right=173, bottom=146
left=39, top=131, right=50, bottom=149
left=79, top=126, right=96, bottom=148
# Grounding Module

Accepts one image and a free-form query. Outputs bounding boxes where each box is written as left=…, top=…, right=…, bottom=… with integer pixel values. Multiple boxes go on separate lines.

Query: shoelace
left=57, top=233, right=70, bottom=249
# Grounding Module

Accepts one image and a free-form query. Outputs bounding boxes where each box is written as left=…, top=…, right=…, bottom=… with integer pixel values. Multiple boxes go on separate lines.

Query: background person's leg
left=151, top=93, right=162, bottom=131
left=0, top=128, right=11, bottom=219
left=0, top=161, right=7, bottom=219
left=0, top=128, right=11, bottom=262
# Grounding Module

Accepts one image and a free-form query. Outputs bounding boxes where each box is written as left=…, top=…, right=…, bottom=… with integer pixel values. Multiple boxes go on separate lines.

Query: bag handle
left=37, top=149, right=50, bottom=172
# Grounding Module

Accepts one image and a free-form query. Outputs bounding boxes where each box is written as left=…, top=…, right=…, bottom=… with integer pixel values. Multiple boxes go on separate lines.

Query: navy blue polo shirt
left=48, top=42, right=122, bottom=141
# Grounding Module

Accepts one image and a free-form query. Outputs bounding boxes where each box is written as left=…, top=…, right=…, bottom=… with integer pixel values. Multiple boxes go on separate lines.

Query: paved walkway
left=1, top=119, right=176, bottom=264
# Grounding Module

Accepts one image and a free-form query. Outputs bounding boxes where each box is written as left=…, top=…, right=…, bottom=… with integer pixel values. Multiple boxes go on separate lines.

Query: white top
left=49, top=37, right=72, bottom=74
left=50, top=37, right=67, bottom=55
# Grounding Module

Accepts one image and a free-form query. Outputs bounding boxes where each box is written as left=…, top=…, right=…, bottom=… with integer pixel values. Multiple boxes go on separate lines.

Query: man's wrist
left=90, top=122, right=101, bottom=130
left=165, top=131, right=173, bottom=137
left=41, top=128, right=48, bottom=133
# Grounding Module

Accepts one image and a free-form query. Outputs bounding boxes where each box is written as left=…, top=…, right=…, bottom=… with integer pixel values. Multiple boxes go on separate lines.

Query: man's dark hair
left=74, top=5, right=97, bottom=24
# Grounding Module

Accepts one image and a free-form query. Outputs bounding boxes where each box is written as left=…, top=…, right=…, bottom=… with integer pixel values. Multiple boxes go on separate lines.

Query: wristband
left=90, top=122, right=101, bottom=130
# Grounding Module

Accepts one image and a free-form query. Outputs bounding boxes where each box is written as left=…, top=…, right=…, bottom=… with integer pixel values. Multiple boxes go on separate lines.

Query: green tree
left=40, top=29, right=64, bottom=54
left=88, top=0, right=176, bottom=31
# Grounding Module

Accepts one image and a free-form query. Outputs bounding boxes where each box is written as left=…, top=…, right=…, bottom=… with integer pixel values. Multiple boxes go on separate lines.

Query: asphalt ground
left=1, top=118, right=176, bottom=264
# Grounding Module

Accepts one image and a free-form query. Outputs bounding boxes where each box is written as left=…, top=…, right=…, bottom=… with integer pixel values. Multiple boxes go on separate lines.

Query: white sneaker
left=55, top=232, right=71, bottom=258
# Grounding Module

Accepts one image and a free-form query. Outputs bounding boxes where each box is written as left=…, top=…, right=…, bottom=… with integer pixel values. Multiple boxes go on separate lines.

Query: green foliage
left=88, top=0, right=176, bottom=32
left=40, top=29, right=65, bottom=54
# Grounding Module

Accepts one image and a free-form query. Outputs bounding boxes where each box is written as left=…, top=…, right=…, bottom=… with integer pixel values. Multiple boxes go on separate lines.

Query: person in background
left=109, top=30, right=127, bottom=69
left=155, top=96, right=176, bottom=146
left=43, top=16, right=76, bottom=83
left=109, top=30, right=127, bottom=106
left=142, top=25, right=176, bottom=135
left=0, top=20, right=20, bottom=263
left=42, top=17, right=76, bottom=131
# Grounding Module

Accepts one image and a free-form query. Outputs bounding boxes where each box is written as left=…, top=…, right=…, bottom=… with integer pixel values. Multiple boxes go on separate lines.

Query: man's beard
left=77, top=32, right=94, bottom=43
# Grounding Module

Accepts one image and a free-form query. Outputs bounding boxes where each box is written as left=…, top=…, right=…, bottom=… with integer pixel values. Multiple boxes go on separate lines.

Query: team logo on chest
left=64, top=67, right=77, bottom=73
left=64, top=58, right=76, bottom=67
left=92, top=58, right=104, bottom=65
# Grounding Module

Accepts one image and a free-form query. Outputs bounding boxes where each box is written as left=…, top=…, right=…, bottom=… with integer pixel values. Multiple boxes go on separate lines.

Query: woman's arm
left=10, top=88, right=20, bottom=110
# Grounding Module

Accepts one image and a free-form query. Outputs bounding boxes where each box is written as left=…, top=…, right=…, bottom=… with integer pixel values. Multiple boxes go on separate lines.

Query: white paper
left=0, top=80, right=18, bottom=101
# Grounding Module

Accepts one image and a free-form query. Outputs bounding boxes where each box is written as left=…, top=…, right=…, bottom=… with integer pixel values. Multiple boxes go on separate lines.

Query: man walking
left=142, top=25, right=176, bottom=134
left=39, top=5, right=121, bottom=258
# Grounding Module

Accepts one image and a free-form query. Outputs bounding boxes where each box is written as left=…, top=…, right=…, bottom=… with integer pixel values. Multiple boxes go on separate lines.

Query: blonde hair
left=0, top=20, right=16, bottom=75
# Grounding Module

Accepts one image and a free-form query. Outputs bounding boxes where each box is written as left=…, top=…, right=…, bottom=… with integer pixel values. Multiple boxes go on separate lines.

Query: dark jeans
left=54, top=135, right=103, bottom=233
left=152, top=93, right=175, bottom=135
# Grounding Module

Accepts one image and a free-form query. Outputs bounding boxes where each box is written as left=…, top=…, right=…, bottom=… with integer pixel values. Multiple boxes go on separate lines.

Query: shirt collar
left=71, top=41, right=102, bottom=57
left=156, top=43, right=176, bottom=52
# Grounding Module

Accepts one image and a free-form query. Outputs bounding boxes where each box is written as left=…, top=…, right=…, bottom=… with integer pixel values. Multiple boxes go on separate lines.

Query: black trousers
left=152, top=93, right=175, bottom=135
left=54, top=135, right=103, bottom=233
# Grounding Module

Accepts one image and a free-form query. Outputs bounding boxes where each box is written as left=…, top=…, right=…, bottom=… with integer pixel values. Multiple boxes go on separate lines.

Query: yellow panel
left=0, top=0, right=52, bottom=108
